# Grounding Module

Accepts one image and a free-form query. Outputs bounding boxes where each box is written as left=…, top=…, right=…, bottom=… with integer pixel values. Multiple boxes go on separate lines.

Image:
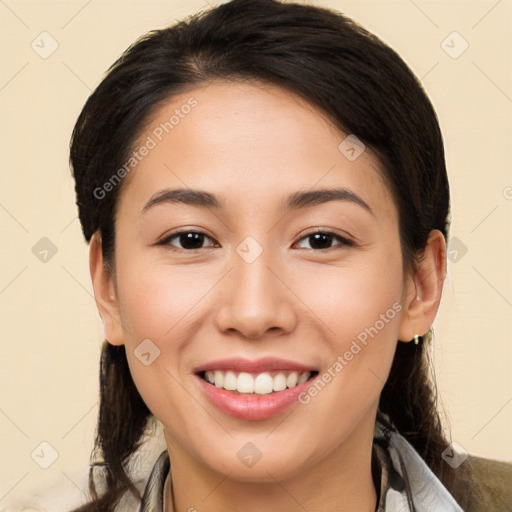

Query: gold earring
left=413, top=334, right=420, bottom=345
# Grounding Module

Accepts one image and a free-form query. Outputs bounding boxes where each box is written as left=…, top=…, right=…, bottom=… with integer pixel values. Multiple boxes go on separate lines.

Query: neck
left=164, top=418, right=378, bottom=512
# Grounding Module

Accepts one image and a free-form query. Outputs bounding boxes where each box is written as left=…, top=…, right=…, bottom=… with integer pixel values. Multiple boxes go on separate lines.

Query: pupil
left=181, top=232, right=204, bottom=249
left=309, top=233, right=332, bottom=250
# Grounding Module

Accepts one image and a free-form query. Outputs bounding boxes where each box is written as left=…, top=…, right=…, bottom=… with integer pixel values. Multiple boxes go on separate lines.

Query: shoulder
left=464, top=455, right=512, bottom=512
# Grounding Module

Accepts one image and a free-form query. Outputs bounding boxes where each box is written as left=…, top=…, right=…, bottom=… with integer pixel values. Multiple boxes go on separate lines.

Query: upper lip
left=194, top=357, right=317, bottom=374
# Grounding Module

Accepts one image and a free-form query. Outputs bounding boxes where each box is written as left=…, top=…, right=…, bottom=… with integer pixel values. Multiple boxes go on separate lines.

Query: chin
left=193, top=437, right=315, bottom=483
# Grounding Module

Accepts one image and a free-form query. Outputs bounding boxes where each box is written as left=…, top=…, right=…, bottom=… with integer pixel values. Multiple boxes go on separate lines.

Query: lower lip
left=195, top=374, right=317, bottom=421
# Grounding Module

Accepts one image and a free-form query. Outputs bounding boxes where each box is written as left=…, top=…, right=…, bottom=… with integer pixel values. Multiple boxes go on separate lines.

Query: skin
left=90, top=80, right=446, bottom=512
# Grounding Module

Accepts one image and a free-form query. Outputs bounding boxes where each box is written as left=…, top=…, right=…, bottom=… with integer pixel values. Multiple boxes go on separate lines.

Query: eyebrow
left=141, top=187, right=374, bottom=216
left=284, top=188, right=373, bottom=215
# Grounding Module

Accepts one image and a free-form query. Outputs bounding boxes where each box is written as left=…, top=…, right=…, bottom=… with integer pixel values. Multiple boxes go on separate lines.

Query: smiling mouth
left=198, top=370, right=319, bottom=396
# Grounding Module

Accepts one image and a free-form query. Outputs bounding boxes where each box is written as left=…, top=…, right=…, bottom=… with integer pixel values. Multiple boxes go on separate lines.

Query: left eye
left=294, top=231, right=351, bottom=251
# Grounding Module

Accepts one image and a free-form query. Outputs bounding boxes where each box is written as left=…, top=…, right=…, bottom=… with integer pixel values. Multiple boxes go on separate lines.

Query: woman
left=69, top=0, right=511, bottom=510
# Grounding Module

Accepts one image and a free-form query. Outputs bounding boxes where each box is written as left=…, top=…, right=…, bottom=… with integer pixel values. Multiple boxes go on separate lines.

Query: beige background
left=1, top=0, right=511, bottom=509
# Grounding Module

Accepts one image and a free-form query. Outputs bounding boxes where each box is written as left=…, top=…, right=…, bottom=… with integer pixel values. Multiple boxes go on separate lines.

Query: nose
left=214, top=246, right=298, bottom=340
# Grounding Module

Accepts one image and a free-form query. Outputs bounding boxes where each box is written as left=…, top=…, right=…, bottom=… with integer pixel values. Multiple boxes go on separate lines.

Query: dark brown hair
left=70, top=0, right=477, bottom=509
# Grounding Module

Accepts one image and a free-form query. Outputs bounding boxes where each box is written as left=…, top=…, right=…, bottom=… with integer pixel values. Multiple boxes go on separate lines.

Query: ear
left=89, top=231, right=125, bottom=346
left=398, top=229, right=447, bottom=343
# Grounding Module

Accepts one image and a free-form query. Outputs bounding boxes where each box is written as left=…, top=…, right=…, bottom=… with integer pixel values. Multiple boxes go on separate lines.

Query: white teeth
left=237, top=372, right=254, bottom=393
left=254, top=373, right=273, bottom=394
left=273, top=373, right=287, bottom=392
left=223, top=371, right=237, bottom=391
left=286, top=371, right=298, bottom=388
left=298, top=371, right=311, bottom=385
left=214, top=370, right=224, bottom=388
left=202, top=370, right=314, bottom=395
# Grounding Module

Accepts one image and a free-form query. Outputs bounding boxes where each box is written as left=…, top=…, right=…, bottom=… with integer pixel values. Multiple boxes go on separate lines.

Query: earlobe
left=89, top=232, right=125, bottom=346
left=397, top=229, right=447, bottom=343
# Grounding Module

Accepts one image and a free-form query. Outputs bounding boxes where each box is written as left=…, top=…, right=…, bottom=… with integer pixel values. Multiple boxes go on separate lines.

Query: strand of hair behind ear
left=71, top=342, right=152, bottom=511
left=378, top=335, right=482, bottom=510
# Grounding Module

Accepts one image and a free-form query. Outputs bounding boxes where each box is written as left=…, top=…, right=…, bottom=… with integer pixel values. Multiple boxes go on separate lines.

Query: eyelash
left=157, top=228, right=355, bottom=253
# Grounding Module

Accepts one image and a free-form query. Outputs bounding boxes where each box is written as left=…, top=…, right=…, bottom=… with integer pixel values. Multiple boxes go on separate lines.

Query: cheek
left=292, top=246, right=404, bottom=415
left=115, top=262, right=200, bottom=425
left=115, top=256, right=215, bottom=342
left=295, top=246, right=404, bottom=346
left=114, top=255, right=222, bottom=417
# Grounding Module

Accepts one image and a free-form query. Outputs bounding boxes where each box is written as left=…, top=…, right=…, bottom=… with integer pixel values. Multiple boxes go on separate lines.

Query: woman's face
left=101, top=81, right=415, bottom=481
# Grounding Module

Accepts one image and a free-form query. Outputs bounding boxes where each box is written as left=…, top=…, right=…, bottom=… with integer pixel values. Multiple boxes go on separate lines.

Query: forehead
left=117, top=80, right=395, bottom=220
